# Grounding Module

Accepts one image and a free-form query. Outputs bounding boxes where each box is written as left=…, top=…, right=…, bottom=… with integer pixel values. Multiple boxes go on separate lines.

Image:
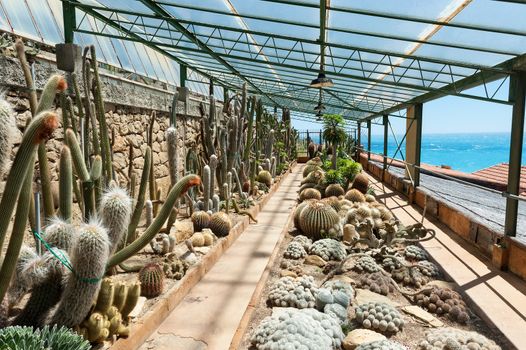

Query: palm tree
left=322, top=114, right=346, bottom=170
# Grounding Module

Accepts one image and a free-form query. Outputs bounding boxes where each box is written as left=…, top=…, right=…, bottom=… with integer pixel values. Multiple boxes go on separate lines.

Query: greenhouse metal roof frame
left=61, top=0, right=526, bottom=122
left=60, top=0, right=526, bottom=237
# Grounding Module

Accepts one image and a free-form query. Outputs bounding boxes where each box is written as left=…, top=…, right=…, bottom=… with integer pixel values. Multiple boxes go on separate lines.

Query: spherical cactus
left=190, top=232, right=205, bottom=247
left=321, top=196, right=342, bottom=212
left=99, top=186, right=132, bottom=253
left=43, top=217, right=75, bottom=253
left=209, top=212, right=232, bottom=237
left=324, top=183, right=345, bottom=198
left=299, top=201, right=341, bottom=240
left=299, top=188, right=321, bottom=202
left=138, top=263, right=165, bottom=298
left=51, top=219, right=110, bottom=327
left=350, top=173, right=369, bottom=194
left=202, top=229, right=215, bottom=246
left=306, top=157, right=323, bottom=166
left=301, top=170, right=325, bottom=185
left=0, top=97, right=16, bottom=178
left=191, top=211, right=210, bottom=232
left=303, top=164, right=322, bottom=178
left=345, top=189, right=366, bottom=203
left=293, top=200, right=313, bottom=230
left=257, top=170, right=272, bottom=187
left=355, top=302, right=404, bottom=334
left=365, top=194, right=376, bottom=203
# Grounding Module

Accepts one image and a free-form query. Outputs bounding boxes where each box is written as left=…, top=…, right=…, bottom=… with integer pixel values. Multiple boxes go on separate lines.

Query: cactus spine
left=59, top=146, right=73, bottom=221
left=99, top=186, right=132, bottom=253
left=108, top=174, right=200, bottom=268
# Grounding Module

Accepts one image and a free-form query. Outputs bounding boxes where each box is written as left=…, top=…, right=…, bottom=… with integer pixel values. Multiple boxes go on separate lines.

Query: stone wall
left=0, top=52, right=220, bottom=196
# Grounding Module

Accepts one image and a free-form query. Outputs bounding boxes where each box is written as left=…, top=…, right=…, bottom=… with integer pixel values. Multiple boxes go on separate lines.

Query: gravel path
left=381, top=164, right=526, bottom=242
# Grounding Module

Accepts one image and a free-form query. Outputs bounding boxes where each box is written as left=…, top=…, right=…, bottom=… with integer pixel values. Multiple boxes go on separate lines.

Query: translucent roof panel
left=6, top=0, right=526, bottom=122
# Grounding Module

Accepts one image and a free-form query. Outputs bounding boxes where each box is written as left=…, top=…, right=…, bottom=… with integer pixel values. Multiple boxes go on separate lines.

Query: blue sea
left=368, top=132, right=522, bottom=173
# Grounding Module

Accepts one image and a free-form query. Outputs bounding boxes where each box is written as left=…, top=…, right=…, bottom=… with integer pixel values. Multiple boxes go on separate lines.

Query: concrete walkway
left=138, top=165, right=302, bottom=350
left=367, top=173, right=526, bottom=350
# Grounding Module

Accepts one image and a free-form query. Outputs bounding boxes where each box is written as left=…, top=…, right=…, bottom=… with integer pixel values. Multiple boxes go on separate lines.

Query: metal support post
left=356, top=122, right=361, bottom=162
left=505, top=72, right=526, bottom=237
left=209, top=79, right=214, bottom=96
left=383, top=115, right=388, bottom=179
left=180, top=65, right=187, bottom=88
left=63, top=1, right=76, bottom=44
left=367, top=119, right=371, bottom=161
left=406, top=103, right=423, bottom=187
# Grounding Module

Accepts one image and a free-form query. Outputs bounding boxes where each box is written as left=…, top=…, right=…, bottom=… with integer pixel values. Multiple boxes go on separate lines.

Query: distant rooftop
left=472, top=163, right=526, bottom=195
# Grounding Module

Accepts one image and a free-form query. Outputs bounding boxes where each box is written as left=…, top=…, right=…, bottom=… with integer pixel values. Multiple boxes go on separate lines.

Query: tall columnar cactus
left=0, top=97, right=16, bottom=178
left=90, top=45, right=113, bottom=183
left=99, top=186, right=132, bottom=254
left=265, top=129, right=275, bottom=159
left=42, top=217, right=75, bottom=252
left=126, top=147, right=151, bottom=244
left=121, top=282, right=140, bottom=319
left=166, top=126, right=179, bottom=188
left=203, top=165, right=211, bottom=212
left=145, top=200, right=153, bottom=227
left=209, top=154, right=218, bottom=200
left=299, top=201, right=341, bottom=240
left=270, top=156, right=276, bottom=178
left=108, top=174, right=201, bottom=268
left=243, top=96, right=256, bottom=169
left=0, top=111, right=58, bottom=258
left=212, top=194, right=220, bottom=213
left=51, top=219, right=110, bottom=327
left=232, top=168, right=247, bottom=201
left=201, top=97, right=216, bottom=159
left=0, top=154, right=35, bottom=303
left=13, top=251, right=68, bottom=327
left=223, top=183, right=230, bottom=214
left=59, top=146, right=72, bottom=221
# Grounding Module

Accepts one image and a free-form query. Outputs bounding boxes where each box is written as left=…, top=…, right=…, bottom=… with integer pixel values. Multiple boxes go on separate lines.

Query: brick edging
left=109, top=167, right=294, bottom=350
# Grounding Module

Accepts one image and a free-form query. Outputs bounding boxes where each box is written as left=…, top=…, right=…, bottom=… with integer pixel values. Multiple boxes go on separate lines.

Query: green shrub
left=324, top=170, right=344, bottom=186
left=339, top=159, right=362, bottom=183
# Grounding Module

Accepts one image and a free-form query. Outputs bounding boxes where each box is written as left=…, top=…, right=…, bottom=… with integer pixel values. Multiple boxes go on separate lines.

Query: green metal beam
left=367, top=119, right=371, bottom=161
left=137, top=0, right=284, bottom=109
left=64, top=1, right=511, bottom=74
left=383, top=115, right=388, bottom=176
left=263, top=0, right=526, bottom=37
left=63, top=0, right=76, bottom=43
left=504, top=71, right=526, bottom=237
left=180, top=64, right=187, bottom=88
left=151, top=1, right=521, bottom=57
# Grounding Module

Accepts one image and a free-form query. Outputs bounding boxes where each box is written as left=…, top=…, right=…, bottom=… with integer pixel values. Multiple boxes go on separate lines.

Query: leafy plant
left=322, top=114, right=346, bottom=170
left=339, top=159, right=362, bottom=185
left=324, top=170, right=344, bottom=186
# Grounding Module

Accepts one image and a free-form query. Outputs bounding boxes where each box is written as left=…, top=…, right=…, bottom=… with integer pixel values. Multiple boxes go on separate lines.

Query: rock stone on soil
left=354, top=288, right=400, bottom=307
left=280, top=270, right=298, bottom=278
left=402, top=305, right=443, bottom=327
left=343, top=329, right=386, bottom=350
left=304, top=254, right=327, bottom=267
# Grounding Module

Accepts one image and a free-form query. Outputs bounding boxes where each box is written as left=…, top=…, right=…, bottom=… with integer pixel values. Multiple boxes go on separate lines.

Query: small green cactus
left=299, top=201, right=341, bottom=240
left=99, top=185, right=132, bottom=254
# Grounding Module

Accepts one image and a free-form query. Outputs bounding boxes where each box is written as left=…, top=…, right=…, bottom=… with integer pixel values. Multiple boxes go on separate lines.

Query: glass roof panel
left=2, top=0, right=40, bottom=40
left=29, top=0, right=63, bottom=44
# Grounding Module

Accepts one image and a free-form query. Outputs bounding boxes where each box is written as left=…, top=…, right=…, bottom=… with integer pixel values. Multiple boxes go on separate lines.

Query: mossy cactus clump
left=139, top=263, right=165, bottom=298
left=0, top=96, right=17, bottom=178
left=299, top=201, right=341, bottom=240
left=404, top=245, right=428, bottom=261
left=414, top=287, right=470, bottom=323
left=191, top=211, right=210, bottom=232
left=357, top=340, right=408, bottom=350
left=358, top=272, right=394, bottom=295
left=267, top=275, right=318, bottom=308
left=99, top=186, right=132, bottom=253
left=382, top=256, right=403, bottom=272
left=51, top=219, right=110, bottom=328
left=250, top=308, right=344, bottom=349
left=291, top=235, right=312, bottom=250
left=308, top=238, right=346, bottom=261
left=345, top=188, right=366, bottom=203
left=355, top=302, right=404, bottom=334
left=322, top=280, right=354, bottom=307
left=283, top=241, right=307, bottom=259
left=354, top=256, right=381, bottom=273
left=417, top=260, right=440, bottom=277
left=209, top=211, right=232, bottom=237
left=299, top=188, right=321, bottom=202
left=150, top=233, right=176, bottom=255
left=351, top=172, right=369, bottom=194
left=419, top=327, right=501, bottom=350
left=257, top=170, right=272, bottom=187
left=392, top=267, right=428, bottom=288
left=42, top=217, right=75, bottom=253
left=324, top=183, right=345, bottom=198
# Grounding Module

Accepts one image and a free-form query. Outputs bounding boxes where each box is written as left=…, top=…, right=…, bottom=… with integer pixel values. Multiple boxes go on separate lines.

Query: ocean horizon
left=368, top=131, right=522, bottom=173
